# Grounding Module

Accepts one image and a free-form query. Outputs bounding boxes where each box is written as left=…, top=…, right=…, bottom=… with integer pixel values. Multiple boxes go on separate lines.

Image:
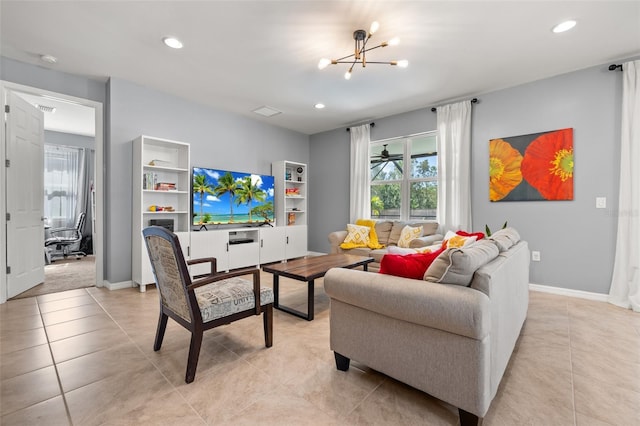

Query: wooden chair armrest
left=187, top=257, right=217, bottom=278
left=188, top=268, right=262, bottom=315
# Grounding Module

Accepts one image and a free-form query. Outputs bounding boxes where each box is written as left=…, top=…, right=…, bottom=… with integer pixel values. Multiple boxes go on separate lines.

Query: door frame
left=0, top=81, right=104, bottom=303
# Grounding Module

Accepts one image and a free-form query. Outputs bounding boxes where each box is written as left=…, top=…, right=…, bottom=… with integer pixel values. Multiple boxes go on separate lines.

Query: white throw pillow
left=442, top=230, right=477, bottom=249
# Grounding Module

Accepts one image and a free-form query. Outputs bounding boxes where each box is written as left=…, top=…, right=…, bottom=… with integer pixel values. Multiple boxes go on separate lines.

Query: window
left=370, top=132, right=437, bottom=220
left=44, top=144, right=82, bottom=228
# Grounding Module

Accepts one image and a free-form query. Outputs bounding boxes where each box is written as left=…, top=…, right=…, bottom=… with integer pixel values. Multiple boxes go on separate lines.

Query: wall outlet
left=596, top=197, right=607, bottom=209
left=532, top=251, right=541, bottom=262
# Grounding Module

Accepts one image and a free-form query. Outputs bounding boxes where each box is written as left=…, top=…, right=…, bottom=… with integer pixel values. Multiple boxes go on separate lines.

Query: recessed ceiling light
left=40, top=54, right=57, bottom=64
left=552, top=20, right=577, bottom=33
left=163, top=37, right=183, bottom=49
left=314, top=103, right=325, bottom=109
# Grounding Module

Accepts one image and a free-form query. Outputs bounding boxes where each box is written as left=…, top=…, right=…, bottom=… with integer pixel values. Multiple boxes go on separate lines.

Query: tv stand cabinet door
left=259, top=227, right=286, bottom=264
left=190, top=230, right=229, bottom=273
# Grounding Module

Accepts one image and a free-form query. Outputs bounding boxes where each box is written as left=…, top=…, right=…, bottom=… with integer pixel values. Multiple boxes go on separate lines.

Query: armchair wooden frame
left=142, top=226, right=273, bottom=383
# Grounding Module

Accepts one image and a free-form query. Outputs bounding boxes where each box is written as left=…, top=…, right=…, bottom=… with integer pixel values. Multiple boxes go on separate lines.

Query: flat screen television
left=192, top=167, right=275, bottom=227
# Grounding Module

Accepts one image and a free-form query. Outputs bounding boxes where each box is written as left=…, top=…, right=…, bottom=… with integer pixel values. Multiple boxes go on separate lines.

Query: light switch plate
left=596, top=197, right=606, bottom=209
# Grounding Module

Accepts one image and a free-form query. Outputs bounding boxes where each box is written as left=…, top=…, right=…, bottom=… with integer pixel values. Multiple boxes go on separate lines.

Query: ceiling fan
left=371, top=144, right=402, bottom=162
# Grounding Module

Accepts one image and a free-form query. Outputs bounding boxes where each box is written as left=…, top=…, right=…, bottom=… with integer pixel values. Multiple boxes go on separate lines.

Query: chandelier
left=318, top=21, right=408, bottom=80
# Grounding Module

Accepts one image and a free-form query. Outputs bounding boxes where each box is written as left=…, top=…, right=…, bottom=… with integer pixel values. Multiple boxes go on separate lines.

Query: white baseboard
left=529, top=283, right=608, bottom=302
left=103, top=280, right=135, bottom=291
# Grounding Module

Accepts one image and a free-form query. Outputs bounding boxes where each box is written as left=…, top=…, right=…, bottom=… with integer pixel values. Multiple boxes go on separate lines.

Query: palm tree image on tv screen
left=192, top=167, right=275, bottom=227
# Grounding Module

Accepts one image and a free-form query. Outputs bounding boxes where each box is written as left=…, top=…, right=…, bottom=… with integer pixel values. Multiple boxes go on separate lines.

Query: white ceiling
left=15, top=92, right=96, bottom=137
left=1, top=1, right=639, bottom=136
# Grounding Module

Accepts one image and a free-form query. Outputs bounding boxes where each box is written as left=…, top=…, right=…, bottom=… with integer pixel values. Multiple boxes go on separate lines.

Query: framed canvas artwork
left=489, top=128, right=573, bottom=202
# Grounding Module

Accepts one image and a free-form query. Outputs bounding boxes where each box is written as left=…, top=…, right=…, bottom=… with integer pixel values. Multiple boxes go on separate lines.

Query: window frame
left=369, top=131, right=438, bottom=221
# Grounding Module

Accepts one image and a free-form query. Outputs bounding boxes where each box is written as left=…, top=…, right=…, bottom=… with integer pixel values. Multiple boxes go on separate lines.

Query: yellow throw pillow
left=340, top=224, right=371, bottom=249
left=356, top=219, right=384, bottom=249
left=398, top=225, right=423, bottom=248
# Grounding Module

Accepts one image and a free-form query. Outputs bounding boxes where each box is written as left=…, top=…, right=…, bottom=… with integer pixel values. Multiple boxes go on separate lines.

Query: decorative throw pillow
left=488, top=227, right=521, bottom=252
left=456, top=230, right=485, bottom=241
left=387, top=245, right=418, bottom=255
left=356, top=219, right=384, bottom=249
left=442, top=230, right=477, bottom=249
left=379, top=247, right=445, bottom=280
left=424, top=239, right=499, bottom=286
left=398, top=225, right=423, bottom=248
left=340, top=224, right=370, bottom=249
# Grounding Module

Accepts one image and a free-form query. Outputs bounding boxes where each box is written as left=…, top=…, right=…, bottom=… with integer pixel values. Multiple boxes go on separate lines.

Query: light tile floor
left=1, top=272, right=639, bottom=425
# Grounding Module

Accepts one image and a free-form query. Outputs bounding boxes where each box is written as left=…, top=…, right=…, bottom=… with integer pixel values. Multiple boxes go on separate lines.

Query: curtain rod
left=609, top=64, right=623, bottom=71
left=346, top=122, right=375, bottom=132
left=431, top=98, right=478, bottom=112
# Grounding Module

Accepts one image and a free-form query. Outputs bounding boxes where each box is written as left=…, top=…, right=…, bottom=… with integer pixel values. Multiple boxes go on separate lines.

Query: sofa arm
left=409, top=233, right=443, bottom=248
left=324, top=268, right=490, bottom=340
left=328, top=230, right=348, bottom=254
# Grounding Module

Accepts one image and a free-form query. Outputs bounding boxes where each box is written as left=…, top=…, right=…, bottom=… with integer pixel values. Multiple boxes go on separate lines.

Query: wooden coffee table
left=262, top=254, right=374, bottom=321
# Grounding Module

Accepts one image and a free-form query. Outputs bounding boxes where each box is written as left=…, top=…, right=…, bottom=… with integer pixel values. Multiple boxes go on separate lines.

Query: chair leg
left=263, top=304, right=273, bottom=348
left=185, top=330, right=203, bottom=384
left=154, top=312, right=169, bottom=351
left=458, top=408, right=481, bottom=426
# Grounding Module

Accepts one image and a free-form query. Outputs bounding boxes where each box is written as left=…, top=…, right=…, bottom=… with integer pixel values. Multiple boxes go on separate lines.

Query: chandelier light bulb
left=369, top=21, right=380, bottom=35
left=552, top=20, right=577, bottom=33
left=318, top=58, right=331, bottom=70
left=396, top=60, right=409, bottom=68
left=388, top=37, right=400, bottom=46
left=163, top=37, right=183, bottom=49
left=344, top=70, right=352, bottom=80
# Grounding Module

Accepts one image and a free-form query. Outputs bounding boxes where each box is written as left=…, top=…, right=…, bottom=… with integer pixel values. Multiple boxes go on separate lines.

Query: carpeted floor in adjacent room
left=11, top=255, right=95, bottom=300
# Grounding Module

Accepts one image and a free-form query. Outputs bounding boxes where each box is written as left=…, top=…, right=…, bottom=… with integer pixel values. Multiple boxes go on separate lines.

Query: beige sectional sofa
left=328, top=220, right=443, bottom=272
left=324, top=229, right=529, bottom=426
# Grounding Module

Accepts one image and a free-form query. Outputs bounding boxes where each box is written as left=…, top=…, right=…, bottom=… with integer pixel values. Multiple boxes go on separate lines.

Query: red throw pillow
left=456, top=230, right=485, bottom=240
left=379, top=247, right=445, bottom=280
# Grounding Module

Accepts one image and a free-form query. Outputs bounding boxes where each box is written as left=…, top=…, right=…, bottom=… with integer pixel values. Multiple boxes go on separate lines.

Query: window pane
left=410, top=135, right=437, bottom=179
left=371, top=141, right=403, bottom=181
left=410, top=181, right=437, bottom=219
left=371, top=183, right=401, bottom=219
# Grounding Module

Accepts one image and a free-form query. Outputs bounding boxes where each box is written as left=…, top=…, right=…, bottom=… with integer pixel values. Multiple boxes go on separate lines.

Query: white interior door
left=6, top=91, right=45, bottom=298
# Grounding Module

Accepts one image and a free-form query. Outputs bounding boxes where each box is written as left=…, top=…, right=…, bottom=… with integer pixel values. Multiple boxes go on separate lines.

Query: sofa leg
left=334, top=352, right=350, bottom=371
left=458, top=409, right=481, bottom=426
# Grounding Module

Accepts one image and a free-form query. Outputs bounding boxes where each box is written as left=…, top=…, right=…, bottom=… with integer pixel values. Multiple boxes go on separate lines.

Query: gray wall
left=107, top=78, right=309, bottom=284
left=309, top=62, right=624, bottom=295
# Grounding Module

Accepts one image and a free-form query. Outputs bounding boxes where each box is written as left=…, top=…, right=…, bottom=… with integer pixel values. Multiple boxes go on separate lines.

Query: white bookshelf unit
left=272, top=161, right=308, bottom=259
left=132, top=135, right=190, bottom=291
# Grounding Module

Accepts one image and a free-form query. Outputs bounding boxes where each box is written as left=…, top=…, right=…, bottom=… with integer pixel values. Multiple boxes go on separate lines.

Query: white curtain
left=44, top=144, right=82, bottom=229
left=609, top=60, right=640, bottom=312
left=436, top=100, right=472, bottom=232
left=349, top=124, right=371, bottom=222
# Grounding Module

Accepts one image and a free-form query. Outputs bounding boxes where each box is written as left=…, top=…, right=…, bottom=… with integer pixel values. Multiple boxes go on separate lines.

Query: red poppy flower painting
left=488, top=128, right=574, bottom=202
left=520, top=128, right=573, bottom=200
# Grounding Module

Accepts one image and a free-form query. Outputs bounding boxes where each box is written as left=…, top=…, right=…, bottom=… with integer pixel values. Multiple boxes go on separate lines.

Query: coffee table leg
left=273, top=274, right=280, bottom=308
left=307, top=279, right=314, bottom=321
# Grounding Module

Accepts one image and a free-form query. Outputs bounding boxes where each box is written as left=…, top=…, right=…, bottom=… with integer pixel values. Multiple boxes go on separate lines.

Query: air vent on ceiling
left=35, top=104, right=56, bottom=113
left=252, top=106, right=281, bottom=118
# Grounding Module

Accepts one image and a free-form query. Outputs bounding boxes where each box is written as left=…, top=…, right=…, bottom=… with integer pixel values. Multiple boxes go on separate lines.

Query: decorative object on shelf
left=285, top=168, right=292, bottom=181
left=155, top=182, right=177, bottom=191
left=489, top=128, right=573, bottom=202
left=285, top=188, right=300, bottom=197
left=148, top=205, right=175, bottom=212
left=287, top=212, right=296, bottom=226
left=318, top=21, right=408, bottom=80
left=148, top=159, right=171, bottom=166
left=296, top=166, right=304, bottom=182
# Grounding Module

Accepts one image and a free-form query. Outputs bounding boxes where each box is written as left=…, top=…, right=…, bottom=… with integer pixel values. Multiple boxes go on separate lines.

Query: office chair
left=45, top=212, right=87, bottom=263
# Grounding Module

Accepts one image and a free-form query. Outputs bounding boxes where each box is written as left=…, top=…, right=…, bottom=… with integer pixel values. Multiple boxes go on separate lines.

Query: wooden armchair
left=142, top=226, right=273, bottom=383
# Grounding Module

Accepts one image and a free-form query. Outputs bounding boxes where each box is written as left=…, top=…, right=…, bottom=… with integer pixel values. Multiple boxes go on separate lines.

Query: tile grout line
left=37, top=291, right=77, bottom=426
left=85, top=289, right=209, bottom=425
left=566, top=301, right=578, bottom=426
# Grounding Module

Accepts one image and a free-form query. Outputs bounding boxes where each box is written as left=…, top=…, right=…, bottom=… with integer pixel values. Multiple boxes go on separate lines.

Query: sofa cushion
left=424, top=239, right=499, bottom=286
left=379, top=248, right=445, bottom=280
left=398, top=225, right=423, bottom=248
left=340, top=224, right=370, bottom=249
left=488, top=227, right=521, bottom=252
left=374, top=221, right=393, bottom=246
left=348, top=247, right=375, bottom=258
